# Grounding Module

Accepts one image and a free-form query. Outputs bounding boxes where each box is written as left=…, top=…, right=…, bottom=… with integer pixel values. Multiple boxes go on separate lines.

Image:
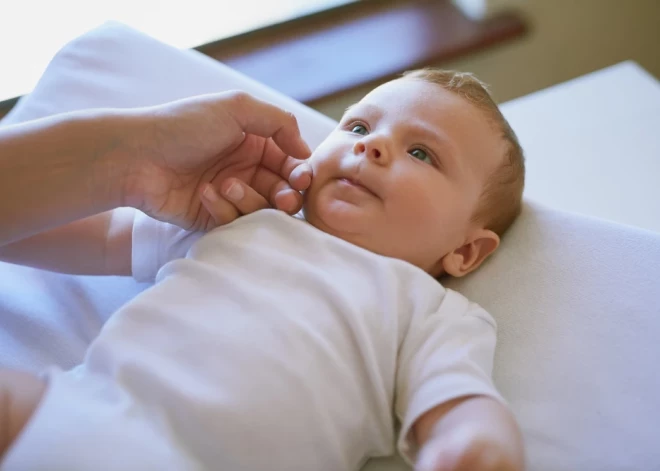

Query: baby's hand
left=415, top=425, right=520, bottom=471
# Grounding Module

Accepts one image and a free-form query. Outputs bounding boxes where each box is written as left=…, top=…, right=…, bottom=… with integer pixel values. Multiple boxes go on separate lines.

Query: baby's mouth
left=337, top=177, right=379, bottom=198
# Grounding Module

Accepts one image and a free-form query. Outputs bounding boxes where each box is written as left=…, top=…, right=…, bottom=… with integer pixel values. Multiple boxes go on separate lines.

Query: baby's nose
left=354, top=140, right=386, bottom=164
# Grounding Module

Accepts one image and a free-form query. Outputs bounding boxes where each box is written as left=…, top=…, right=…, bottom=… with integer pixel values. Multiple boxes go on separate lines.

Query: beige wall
left=313, top=0, right=660, bottom=120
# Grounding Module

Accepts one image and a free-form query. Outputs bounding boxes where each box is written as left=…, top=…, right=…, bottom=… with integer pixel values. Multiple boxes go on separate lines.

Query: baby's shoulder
left=406, top=284, right=496, bottom=330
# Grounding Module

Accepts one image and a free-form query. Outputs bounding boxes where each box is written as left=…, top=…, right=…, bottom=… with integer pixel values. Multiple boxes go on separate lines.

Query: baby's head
left=303, top=68, right=525, bottom=277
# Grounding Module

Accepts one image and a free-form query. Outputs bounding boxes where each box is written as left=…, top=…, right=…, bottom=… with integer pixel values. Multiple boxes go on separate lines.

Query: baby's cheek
left=302, top=175, right=324, bottom=214
left=301, top=171, right=336, bottom=226
left=302, top=145, right=347, bottom=213
left=308, top=150, right=329, bottom=175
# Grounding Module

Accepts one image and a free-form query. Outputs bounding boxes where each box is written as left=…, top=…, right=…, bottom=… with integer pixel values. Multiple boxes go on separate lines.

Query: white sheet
left=2, top=22, right=660, bottom=471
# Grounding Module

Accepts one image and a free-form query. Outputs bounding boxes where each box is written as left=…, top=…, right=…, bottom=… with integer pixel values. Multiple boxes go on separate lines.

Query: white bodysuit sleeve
left=131, top=210, right=203, bottom=283
left=395, top=289, right=505, bottom=464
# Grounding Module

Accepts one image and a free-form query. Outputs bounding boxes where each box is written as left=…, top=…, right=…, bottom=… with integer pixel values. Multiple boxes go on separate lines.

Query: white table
left=501, top=61, right=660, bottom=234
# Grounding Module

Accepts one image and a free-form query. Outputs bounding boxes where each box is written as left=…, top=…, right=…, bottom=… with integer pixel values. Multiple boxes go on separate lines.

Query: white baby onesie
left=2, top=209, right=502, bottom=471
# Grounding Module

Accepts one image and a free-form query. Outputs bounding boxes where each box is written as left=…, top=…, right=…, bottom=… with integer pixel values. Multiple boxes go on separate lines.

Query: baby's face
left=303, top=78, right=505, bottom=276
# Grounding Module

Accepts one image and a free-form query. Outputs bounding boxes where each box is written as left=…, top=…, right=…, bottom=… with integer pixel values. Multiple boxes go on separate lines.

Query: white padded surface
left=2, top=22, right=660, bottom=471
left=501, top=61, right=660, bottom=234
left=444, top=203, right=660, bottom=471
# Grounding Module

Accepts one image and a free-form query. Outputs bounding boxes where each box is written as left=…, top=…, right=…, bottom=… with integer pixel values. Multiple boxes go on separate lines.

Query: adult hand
left=123, top=90, right=313, bottom=231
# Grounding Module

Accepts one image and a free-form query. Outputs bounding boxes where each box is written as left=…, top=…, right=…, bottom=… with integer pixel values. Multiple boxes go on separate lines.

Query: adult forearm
left=0, top=109, right=132, bottom=246
left=0, top=210, right=133, bottom=276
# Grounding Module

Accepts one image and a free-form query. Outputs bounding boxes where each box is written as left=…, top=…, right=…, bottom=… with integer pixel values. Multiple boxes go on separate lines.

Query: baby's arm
left=396, top=290, right=524, bottom=471
left=413, top=395, right=524, bottom=471
left=0, top=369, right=45, bottom=460
left=0, top=209, right=133, bottom=275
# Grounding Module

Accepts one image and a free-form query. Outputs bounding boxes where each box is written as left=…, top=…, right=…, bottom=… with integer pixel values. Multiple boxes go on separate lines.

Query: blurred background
left=0, top=0, right=356, bottom=103
left=1, top=0, right=658, bottom=120
left=314, top=0, right=660, bottom=118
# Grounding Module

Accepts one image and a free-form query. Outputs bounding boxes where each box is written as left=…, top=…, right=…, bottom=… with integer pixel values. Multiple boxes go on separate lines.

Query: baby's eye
left=351, top=124, right=368, bottom=135
left=409, top=148, right=432, bottom=165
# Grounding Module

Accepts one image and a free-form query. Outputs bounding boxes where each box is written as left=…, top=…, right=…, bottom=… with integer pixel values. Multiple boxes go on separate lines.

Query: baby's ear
left=441, top=229, right=500, bottom=278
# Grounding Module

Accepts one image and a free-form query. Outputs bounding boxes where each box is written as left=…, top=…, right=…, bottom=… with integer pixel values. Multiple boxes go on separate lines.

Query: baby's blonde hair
left=402, top=68, right=525, bottom=237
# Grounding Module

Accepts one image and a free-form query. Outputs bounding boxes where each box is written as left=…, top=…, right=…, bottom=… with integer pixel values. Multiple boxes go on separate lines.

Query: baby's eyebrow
left=342, top=104, right=362, bottom=120
left=342, top=103, right=384, bottom=120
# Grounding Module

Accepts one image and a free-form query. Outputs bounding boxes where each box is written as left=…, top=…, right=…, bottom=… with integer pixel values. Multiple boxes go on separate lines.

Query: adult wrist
left=79, top=109, right=148, bottom=211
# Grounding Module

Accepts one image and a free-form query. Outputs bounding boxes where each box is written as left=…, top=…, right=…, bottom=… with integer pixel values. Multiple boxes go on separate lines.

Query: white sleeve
left=395, top=289, right=505, bottom=464
left=131, top=210, right=203, bottom=283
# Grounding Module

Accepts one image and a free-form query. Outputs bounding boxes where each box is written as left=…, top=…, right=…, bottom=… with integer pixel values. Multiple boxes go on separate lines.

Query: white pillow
left=444, top=203, right=660, bottom=471
left=2, top=21, right=660, bottom=471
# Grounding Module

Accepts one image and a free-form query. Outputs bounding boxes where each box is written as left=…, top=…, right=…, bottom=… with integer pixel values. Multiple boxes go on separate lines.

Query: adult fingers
left=288, top=162, right=313, bottom=192
left=273, top=189, right=304, bottom=215
left=258, top=138, right=313, bottom=189
left=250, top=168, right=304, bottom=214
left=219, top=179, right=271, bottom=214
left=200, top=184, right=240, bottom=228
left=203, top=179, right=302, bottom=225
left=223, top=91, right=312, bottom=160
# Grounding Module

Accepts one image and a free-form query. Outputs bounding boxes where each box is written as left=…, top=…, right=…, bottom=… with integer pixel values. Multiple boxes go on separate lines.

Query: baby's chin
left=302, top=193, right=438, bottom=275
left=302, top=193, right=371, bottom=243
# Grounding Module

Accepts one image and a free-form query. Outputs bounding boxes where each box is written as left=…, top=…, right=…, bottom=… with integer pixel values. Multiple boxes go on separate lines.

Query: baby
left=0, top=68, right=525, bottom=471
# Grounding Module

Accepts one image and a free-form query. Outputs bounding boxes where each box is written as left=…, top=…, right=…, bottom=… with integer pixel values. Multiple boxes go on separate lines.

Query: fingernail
left=203, top=185, right=219, bottom=202
left=295, top=162, right=312, bottom=179
left=225, top=182, right=244, bottom=201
